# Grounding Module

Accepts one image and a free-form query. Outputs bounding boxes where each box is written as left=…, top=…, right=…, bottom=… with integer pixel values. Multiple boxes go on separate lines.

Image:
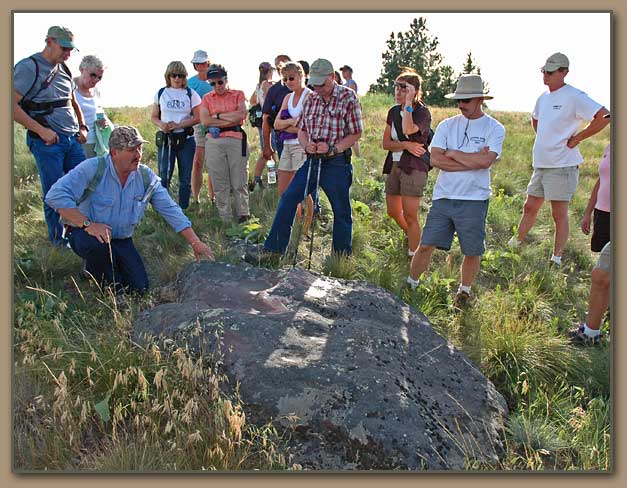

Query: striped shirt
left=297, top=83, right=363, bottom=146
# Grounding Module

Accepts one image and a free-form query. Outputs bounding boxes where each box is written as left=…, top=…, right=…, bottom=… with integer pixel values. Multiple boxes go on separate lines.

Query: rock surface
left=134, top=261, right=508, bottom=470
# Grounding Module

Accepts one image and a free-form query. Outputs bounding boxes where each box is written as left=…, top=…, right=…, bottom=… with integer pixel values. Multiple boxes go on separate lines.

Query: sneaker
left=453, top=290, right=473, bottom=309
left=507, top=236, right=521, bottom=248
left=567, top=324, right=601, bottom=346
left=244, top=246, right=281, bottom=266
left=406, top=276, right=420, bottom=290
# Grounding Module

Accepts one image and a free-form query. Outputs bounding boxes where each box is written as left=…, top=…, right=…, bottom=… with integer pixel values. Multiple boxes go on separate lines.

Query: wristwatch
left=81, top=220, right=91, bottom=229
left=405, top=106, right=414, bottom=113
left=79, top=124, right=89, bottom=132
left=325, top=145, right=337, bottom=158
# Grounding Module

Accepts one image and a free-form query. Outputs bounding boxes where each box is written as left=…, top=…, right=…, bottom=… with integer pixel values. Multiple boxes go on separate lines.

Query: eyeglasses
left=457, top=98, right=473, bottom=104
left=170, top=73, right=185, bottom=79
left=209, top=79, right=225, bottom=87
left=282, top=76, right=297, bottom=82
left=89, top=72, right=103, bottom=81
left=394, top=82, right=407, bottom=90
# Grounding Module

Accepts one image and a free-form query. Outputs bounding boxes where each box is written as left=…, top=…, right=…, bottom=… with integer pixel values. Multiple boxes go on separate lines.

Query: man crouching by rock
left=45, top=125, right=214, bottom=294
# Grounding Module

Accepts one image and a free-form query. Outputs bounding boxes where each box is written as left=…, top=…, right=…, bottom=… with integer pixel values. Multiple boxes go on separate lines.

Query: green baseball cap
left=47, top=26, right=76, bottom=49
left=309, top=58, right=334, bottom=85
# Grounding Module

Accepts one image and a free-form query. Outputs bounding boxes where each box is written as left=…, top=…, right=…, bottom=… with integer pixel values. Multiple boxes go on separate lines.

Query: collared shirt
left=201, top=89, right=246, bottom=139
left=297, top=83, right=363, bottom=146
left=45, top=155, right=191, bottom=239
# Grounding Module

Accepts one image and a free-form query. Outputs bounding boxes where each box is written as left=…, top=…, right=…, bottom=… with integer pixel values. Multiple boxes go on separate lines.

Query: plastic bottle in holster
left=267, top=161, right=277, bottom=185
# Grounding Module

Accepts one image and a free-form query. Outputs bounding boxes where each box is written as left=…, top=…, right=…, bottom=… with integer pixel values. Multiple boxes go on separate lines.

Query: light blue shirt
left=45, top=155, right=192, bottom=239
left=188, top=75, right=214, bottom=98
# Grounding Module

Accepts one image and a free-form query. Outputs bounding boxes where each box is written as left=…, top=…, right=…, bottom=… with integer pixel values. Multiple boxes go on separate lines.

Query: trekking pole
left=167, top=134, right=175, bottom=195
left=307, top=156, right=322, bottom=270
left=291, top=155, right=313, bottom=267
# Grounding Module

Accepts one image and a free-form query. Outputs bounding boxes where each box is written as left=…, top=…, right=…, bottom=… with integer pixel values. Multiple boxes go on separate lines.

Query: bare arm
left=173, top=105, right=200, bottom=129
left=430, top=147, right=472, bottom=172
left=381, top=124, right=425, bottom=157
left=151, top=103, right=168, bottom=131
left=57, top=207, right=112, bottom=244
left=262, top=114, right=274, bottom=160
left=581, top=178, right=600, bottom=235
left=179, top=226, right=214, bottom=262
left=401, top=85, right=420, bottom=135
left=274, top=95, right=295, bottom=131
left=444, top=147, right=498, bottom=169
left=567, top=107, right=611, bottom=148
left=531, top=117, right=538, bottom=133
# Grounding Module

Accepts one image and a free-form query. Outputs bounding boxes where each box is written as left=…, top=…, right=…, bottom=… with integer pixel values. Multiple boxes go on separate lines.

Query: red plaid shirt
left=297, top=83, right=363, bottom=145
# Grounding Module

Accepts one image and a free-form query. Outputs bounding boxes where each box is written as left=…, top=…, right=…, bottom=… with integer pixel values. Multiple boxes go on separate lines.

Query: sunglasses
left=170, top=73, right=186, bottom=79
left=209, top=79, right=225, bottom=86
left=89, top=72, right=103, bottom=81
left=541, top=68, right=557, bottom=75
left=394, top=82, right=407, bottom=90
left=282, top=76, right=297, bottom=82
left=311, top=81, right=326, bottom=89
left=457, top=98, right=474, bottom=104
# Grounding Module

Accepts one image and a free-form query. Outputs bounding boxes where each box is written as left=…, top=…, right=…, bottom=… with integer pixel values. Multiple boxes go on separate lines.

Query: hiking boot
left=244, top=246, right=281, bottom=266
left=453, top=290, right=474, bottom=309
left=406, top=276, right=420, bottom=290
left=567, top=324, right=601, bottom=346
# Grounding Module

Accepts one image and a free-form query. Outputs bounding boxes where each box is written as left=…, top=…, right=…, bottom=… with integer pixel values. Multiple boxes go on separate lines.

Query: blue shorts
left=420, top=199, right=489, bottom=256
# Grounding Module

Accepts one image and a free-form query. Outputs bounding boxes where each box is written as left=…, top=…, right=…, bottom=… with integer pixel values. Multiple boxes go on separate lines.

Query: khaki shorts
left=385, top=163, right=428, bottom=197
left=526, top=166, right=579, bottom=201
left=193, top=124, right=206, bottom=148
left=595, top=242, right=611, bottom=273
left=278, top=143, right=307, bottom=171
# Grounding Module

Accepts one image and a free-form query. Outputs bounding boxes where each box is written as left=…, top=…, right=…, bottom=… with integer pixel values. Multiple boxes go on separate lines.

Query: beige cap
left=109, top=126, right=149, bottom=149
left=541, top=52, right=569, bottom=72
left=444, top=74, right=493, bottom=100
left=309, top=58, right=334, bottom=85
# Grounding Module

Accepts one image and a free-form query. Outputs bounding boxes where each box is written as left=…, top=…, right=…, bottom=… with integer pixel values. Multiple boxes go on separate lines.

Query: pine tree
left=461, top=50, right=489, bottom=100
left=368, top=17, right=457, bottom=106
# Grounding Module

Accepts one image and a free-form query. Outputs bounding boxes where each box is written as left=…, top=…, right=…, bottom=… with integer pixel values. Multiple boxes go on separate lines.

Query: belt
left=320, top=149, right=352, bottom=161
left=218, top=125, right=247, bottom=157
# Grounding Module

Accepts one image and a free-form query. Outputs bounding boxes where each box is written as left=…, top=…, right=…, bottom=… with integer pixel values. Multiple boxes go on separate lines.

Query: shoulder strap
left=139, top=165, right=152, bottom=192
left=77, top=157, right=107, bottom=205
left=60, top=62, right=72, bottom=78
left=186, top=86, right=194, bottom=115
left=20, top=56, right=41, bottom=102
left=157, top=86, right=166, bottom=117
left=392, top=105, right=409, bottom=142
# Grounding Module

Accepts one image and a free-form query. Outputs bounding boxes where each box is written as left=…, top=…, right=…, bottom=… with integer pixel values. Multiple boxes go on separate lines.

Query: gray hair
left=79, top=55, right=105, bottom=71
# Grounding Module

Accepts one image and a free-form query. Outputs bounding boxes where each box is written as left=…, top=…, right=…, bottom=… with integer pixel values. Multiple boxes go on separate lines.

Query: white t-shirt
left=154, top=87, right=201, bottom=133
left=532, top=84, right=602, bottom=168
left=75, top=89, right=102, bottom=144
left=430, top=113, right=505, bottom=201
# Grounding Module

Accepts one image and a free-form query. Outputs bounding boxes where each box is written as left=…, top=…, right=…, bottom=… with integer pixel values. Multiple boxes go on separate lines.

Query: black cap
left=339, top=65, right=353, bottom=72
left=207, top=64, right=227, bottom=78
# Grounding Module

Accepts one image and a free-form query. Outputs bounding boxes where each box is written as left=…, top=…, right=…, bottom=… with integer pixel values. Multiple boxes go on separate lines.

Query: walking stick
left=291, top=156, right=314, bottom=267
left=307, top=157, right=322, bottom=270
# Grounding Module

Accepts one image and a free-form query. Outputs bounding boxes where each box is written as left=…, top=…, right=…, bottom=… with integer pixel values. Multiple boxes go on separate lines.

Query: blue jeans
left=68, top=229, right=149, bottom=293
left=26, top=131, right=86, bottom=246
left=264, top=154, right=353, bottom=255
left=157, top=134, right=195, bottom=209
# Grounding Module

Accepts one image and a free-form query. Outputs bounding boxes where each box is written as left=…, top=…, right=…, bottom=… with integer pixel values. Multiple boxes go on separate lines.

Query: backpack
left=18, top=56, right=73, bottom=121
left=157, top=86, right=193, bottom=117
left=248, top=103, right=263, bottom=128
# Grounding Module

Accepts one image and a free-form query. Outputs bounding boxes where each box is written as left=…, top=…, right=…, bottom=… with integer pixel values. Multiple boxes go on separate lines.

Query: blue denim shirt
left=45, top=155, right=191, bottom=239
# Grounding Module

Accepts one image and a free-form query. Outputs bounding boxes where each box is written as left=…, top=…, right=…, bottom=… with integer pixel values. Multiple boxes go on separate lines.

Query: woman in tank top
left=73, top=55, right=108, bottom=158
left=250, top=62, right=276, bottom=187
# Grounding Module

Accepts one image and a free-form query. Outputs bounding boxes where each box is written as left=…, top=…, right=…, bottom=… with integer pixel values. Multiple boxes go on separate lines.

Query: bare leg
left=586, top=267, right=610, bottom=330
left=550, top=200, right=570, bottom=257
left=409, top=244, right=435, bottom=280
left=386, top=194, right=408, bottom=233
left=191, top=147, right=205, bottom=203
left=516, top=194, right=544, bottom=241
left=460, top=255, right=481, bottom=287
left=401, top=195, right=421, bottom=253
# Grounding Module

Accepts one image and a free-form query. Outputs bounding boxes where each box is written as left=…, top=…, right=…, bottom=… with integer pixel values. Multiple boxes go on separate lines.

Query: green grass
left=12, top=94, right=611, bottom=471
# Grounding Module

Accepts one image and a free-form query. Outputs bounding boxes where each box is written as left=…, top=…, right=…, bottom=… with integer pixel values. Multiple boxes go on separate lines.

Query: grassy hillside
left=12, top=93, right=610, bottom=471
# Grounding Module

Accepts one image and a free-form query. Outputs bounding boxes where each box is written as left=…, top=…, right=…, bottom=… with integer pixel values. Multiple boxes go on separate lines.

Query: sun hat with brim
left=541, top=52, right=569, bottom=72
left=444, top=74, right=493, bottom=100
left=191, top=49, right=209, bottom=64
left=309, top=58, right=334, bottom=85
left=47, top=26, right=76, bottom=49
left=109, top=126, right=150, bottom=149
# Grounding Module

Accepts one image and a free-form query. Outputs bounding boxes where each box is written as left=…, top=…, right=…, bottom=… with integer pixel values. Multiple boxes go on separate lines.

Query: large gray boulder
left=134, top=261, right=508, bottom=470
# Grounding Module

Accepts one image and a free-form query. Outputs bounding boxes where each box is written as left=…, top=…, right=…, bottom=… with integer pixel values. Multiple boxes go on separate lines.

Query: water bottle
left=267, top=161, right=277, bottom=185
left=96, top=112, right=105, bottom=121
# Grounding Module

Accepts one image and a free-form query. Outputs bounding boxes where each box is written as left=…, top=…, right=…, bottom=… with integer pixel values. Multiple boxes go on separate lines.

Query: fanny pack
left=215, top=125, right=247, bottom=157
left=155, top=127, right=194, bottom=149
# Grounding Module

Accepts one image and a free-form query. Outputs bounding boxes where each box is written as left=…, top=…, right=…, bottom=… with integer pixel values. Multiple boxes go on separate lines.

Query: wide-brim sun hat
left=191, top=49, right=209, bottom=64
left=444, top=74, right=493, bottom=100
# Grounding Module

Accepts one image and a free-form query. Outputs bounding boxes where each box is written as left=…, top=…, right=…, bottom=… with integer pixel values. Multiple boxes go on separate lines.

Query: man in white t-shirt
left=508, top=53, right=609, bottom=267
left=407, top=74, right=505, bottom=308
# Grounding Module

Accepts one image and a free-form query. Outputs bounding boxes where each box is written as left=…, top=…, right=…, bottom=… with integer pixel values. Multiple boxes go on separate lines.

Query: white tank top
left=284, top=87, right=311, bottom=145
left=74, top=89, right=99, bottom=144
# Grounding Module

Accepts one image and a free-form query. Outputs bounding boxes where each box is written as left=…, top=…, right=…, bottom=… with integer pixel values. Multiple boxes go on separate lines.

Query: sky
left=13, top=12, right=611, bottom=113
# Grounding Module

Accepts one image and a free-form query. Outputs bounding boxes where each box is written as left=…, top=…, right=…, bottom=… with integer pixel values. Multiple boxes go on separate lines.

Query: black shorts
left=591, top=208, right=610, bottom=252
